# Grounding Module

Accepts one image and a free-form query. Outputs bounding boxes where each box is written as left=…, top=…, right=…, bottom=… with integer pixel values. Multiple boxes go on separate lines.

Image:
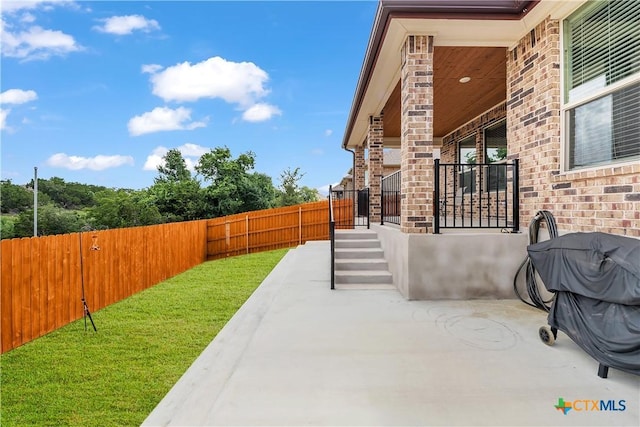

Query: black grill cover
left=527, top=232, right=640, bottom=376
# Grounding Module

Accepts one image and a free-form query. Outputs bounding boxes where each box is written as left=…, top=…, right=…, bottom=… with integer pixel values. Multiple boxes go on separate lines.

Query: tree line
left=1, top=147, right=320, bottom=239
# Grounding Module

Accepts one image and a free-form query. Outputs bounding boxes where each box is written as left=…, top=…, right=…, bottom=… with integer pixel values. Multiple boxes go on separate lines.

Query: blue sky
left=1, top=0, right=377, bottom=193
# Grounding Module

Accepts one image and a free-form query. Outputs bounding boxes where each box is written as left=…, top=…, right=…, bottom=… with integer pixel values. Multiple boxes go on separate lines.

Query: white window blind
left=566, top=0, right=640, bottom=101
left=564, top=0, right=640, bottom=169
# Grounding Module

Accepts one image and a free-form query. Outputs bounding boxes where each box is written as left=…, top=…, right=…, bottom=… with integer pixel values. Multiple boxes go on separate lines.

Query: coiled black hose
left=513, top=210, right=558, bottom=311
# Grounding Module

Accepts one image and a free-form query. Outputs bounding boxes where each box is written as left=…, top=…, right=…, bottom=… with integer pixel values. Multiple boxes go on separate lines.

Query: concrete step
left=335, top=230, right=377, bottom=240
left=335, top=258, right=388, bottom=271
left=334, top=239, right=380, bottom=249
left=334, top=283, right=397, bottom=290
left=335, top=270, right=393, bottom=284
left=334, top=248, right=384, bottom=259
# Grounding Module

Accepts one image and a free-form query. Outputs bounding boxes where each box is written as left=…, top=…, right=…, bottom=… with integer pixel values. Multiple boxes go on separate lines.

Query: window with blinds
left=563, top=0, right=640, bottom=170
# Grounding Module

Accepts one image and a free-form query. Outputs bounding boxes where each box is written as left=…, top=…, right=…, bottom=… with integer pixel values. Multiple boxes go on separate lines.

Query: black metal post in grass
left=79, top=226, right=98, bottom=332
left=329, top=186, right=335, bottom=290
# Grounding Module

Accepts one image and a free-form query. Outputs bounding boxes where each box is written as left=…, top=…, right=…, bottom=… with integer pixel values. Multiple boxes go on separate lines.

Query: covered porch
left=341, top=0, right=578, bottom=234
left=336, top=0, right=586, bottom=300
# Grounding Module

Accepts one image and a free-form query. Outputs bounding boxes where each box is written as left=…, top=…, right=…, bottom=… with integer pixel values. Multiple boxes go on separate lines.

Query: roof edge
left=341, top=0, right=539, bottom=149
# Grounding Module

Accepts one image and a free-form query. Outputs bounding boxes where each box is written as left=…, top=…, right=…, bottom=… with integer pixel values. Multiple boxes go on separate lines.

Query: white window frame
left=560, top=2, right=640, bottom=173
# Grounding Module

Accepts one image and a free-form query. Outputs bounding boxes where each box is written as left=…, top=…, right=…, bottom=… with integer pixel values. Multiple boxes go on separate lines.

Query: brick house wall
left=383, top=166, right=400, bottom=178
left=507, top=16, right=640, bottom=237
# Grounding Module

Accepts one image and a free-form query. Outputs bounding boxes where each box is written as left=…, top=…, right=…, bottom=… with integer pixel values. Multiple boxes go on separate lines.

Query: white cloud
left=0, top=109, right=9, bottom=130
left=143, top=146, right=168, bottom=171
left=20, top=13, right=36, bottom=23
left=179, top=143, right=209, bottom=157
left=93, top=15, right=160, bottom=35
left=0, top=89, right=38, bottom=105
left=324, top=129, right=333, bottom=137
left=46, top=153, right=134, bottom=170
left=242, top=103, right=281, bottom=122
left=149, top=56, right=270, bottom=105
left=0, top=1, right=74, bottom=14
left=311, top=148, right=324, bottom=156
left=1, top=23, right=81, bottom=60
left=127, top=106, right=207, bottom=136
left=141, top=63, right=162, bottom=74
left=143, top=143, right=208, bottom=172
left=0, top=89, right=38, bottom=131
left=317, top=183, right=339, bottom=196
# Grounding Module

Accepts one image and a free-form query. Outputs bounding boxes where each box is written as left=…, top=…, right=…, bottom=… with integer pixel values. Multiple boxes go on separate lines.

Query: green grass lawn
left=0, top=249, right=288, bottom=427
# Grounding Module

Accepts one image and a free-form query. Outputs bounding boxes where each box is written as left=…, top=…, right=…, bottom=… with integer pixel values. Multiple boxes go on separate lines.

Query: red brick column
left=400, top=35, right=435, bottom=233
left=368, top=114, right=384, bottom=223
left=354, top=144, right=365, bottom=191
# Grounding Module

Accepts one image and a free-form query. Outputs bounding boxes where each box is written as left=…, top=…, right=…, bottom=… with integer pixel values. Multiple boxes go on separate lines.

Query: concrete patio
left=143, top=240, right=639, bottom=426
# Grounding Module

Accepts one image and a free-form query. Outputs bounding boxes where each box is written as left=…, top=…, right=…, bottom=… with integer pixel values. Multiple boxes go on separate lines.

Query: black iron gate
left=329, top=187, right=369, bottom=229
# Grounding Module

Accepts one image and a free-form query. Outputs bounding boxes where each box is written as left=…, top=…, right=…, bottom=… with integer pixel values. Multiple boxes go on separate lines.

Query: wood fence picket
left=1, top=201, right=332, bottom=353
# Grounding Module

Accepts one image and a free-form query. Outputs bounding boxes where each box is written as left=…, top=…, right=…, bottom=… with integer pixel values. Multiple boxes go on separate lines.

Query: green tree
left=13, top=205, right=82, bottom=237
left=155, top=149, right=192, bottom=183
left=299, top=186, right=320, bottom=203
left=89, top=189, right=163, bottom=229
left=150, top=180, right=204, bottom=222
left=275, top=167, right=319, bottom=206
left=12, top=210, right=33, bottom=237
left=276, top=167, right=303, bottom=207
left=241, top=172, right=277, bottom=212
left=196, top=147, right=276, bottom=217
left=1, top=216, right=16, bottom=239
left=28, top=177, right=104, bottom=209
left=149, top=149, right=204, bottom=222
left=1, top=180, right=32, bottom=213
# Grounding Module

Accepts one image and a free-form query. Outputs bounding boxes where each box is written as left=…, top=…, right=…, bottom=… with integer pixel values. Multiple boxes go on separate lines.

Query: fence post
left=434, top=159, right=440, bottom=234
left=299, top=206, right=302, bottom=245
left=366, top=188, right=370, bottom=229
left=512, top=158, right=520, bottom=232
left=246, top=215, right=249, bottom=254
left=380, top=176, right=385, bottom=226
left=225, top=221, right=230, bottom=255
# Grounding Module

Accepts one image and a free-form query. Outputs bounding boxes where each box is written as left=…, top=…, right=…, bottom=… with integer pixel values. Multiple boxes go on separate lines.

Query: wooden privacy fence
left=1, top=221, right=207, bottom=354
left=206, top=200, right=336, bottom=259
left=1, top=200, right=346, bottom=354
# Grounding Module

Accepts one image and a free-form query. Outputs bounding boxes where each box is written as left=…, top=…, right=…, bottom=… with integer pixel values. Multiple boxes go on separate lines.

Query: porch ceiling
left=382, top=46, right=507, bottom=139
left=343, top=0, right=585, bottom=149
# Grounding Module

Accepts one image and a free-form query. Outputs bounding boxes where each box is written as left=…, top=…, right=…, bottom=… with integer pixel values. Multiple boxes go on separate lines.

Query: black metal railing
left=381, top=170, right=401, bottom=225
left=434, top=159, right=519, bottom=233
left=329, top=185, right=335, bottom=290
left=329, top=188, right=370, bottom=229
